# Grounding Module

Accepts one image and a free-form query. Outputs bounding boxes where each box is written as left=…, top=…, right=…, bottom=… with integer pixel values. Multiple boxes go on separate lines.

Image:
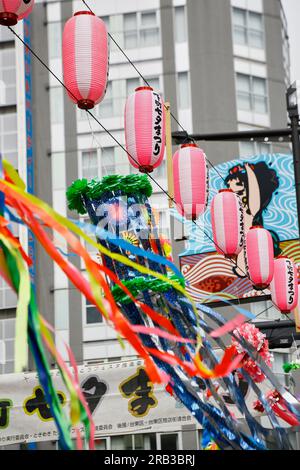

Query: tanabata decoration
left=0, top=0, right=34, bottom=26
left=67, top=172, right=300, bottom=450
left=253, top=390, right=300, bottom=427
left=124, top=86, right=166, bottom=173
left=173, top=143, right=209, bottom=220
left=283, top=362, right=300, bottom=373
left=270, top=257, right=298, bottom=314
left=1, top=157, right=300, bottom=450
left=211, top=189, right=244, bottom=258
left=63, top=11, right=109, bottom=110
left=246, top=226, right=274, bottom=290
left=231, top=322, right=273, bottom=383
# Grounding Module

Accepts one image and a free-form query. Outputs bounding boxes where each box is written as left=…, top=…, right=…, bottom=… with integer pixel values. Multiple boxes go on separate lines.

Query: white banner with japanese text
left=0, top=359, right=260, bottom=446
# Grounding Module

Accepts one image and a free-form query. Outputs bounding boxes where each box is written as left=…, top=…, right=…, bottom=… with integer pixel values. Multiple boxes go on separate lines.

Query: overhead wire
left=7, top=9, right=293, bottom=323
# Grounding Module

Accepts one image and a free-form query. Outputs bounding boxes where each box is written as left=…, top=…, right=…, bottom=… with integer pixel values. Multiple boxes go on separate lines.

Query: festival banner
left=178, top=154, right=300, bottom=305
left=0, top=359, right=263, bottom=446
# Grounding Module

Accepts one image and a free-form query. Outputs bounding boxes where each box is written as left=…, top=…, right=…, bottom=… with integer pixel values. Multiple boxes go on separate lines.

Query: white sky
left=281, top=0, right=300, bottom=83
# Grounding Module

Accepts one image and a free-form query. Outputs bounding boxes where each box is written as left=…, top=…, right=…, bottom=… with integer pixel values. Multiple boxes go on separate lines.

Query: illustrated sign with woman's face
left=180, top=154, right=296, bottom=305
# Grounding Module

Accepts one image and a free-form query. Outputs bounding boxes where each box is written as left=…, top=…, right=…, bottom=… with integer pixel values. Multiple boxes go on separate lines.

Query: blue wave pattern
left=177, top=153, right=298, bottom=256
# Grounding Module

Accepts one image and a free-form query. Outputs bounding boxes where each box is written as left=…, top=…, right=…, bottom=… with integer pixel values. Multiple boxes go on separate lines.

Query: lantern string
left=6, top=24, right=286, bottom=317
left=80, top=0, right=226, bottom=184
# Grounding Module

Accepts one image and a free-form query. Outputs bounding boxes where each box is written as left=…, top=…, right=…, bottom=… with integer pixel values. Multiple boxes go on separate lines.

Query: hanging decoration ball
left=246, top=226, right=274, bottom=290
left=0, top=0, right=34, bottom=26
left=231, top=323, right=273, bottom=383
left=211, top=189, right=244, bottom=259
left=62, top=11, right=109, bottom=110
left=173, top=143, right=209, bottom=221
left=270, top=257, right=299, bottom=314
left=124, top=86, right=166, bottom=173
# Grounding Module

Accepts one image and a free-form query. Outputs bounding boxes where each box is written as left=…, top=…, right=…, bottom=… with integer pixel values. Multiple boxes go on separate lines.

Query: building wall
left=187, top=0, right=239, bottom=163
left=0, top=0, right=294, bottom=400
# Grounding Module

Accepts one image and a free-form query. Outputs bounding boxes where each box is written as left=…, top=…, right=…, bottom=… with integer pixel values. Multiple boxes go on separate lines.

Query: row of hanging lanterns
left=0, top=0, right=35, bottom=26
left=61, top=11, right=209, bottom=220
left=7, top=8, right=297, bottom=315
left=211, top=190, right=298, bottom=314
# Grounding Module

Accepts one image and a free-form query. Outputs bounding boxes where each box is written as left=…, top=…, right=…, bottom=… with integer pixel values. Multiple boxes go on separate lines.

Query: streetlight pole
left=287, top=82, right=300, bottom=237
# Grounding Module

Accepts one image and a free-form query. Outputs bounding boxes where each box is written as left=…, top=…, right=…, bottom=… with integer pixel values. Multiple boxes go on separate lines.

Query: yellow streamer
left=0, top=233, right=30, bottom=372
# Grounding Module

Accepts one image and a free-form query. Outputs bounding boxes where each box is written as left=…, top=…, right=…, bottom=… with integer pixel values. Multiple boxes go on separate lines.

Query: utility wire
left=80, top=0, right=226, bottom=184
left=7, top=22, right=284, bottom=318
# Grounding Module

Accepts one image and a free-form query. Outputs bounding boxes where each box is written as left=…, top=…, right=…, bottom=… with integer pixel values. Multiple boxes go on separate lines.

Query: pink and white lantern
left=270, top=257, right=298, bottom=314
left=211, top=189, right=244, bottom=258
left=0, top=0, right=34, bottom=26
left=246, top=226, right=274, bottom=290
left=63, top=11, right=109, bottom=110
left=173, top=143, right=208, bottom=220
left=124, top=86, right=166, bottom=173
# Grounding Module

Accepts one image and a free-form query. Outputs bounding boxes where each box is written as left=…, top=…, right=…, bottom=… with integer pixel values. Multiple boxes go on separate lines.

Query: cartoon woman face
left=227, top=177, right=246, bottom=198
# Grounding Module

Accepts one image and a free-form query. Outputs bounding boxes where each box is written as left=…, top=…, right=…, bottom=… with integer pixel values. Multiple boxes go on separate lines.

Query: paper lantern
left=173, top=143, right=208, bottom=220
left=62, top=11, right=109, bottom=110
left=124, top=86, right=166, bottom=173
left=270, top=257, right=298, bottom=314
left=0, top=0, right=34, bottom=26
left=211, top=189, right=244, bottom=258
left=246, top=226, right=274, bottom=289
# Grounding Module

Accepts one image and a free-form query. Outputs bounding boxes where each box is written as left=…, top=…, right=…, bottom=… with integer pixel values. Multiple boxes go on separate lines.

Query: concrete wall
left=31, top=3, right=54, bottom=347
left=160, top=0, right=185, bottom=265
left=61, top=1, right=84, bottom=364
left=187, top=0, right=239, bottom=164
left=264, top=0, right=290, bottom=154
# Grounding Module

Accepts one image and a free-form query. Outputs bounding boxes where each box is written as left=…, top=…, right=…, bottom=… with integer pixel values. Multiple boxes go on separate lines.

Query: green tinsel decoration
left=66, top=174, right=153, bottom=215
left=111, top=275, right=185, bottom=305
left=66, top=178, right=90, bottom=215
left=283, top=362, right=300, bottom=374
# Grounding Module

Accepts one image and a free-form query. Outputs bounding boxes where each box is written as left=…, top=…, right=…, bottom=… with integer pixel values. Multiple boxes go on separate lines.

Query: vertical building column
left=160, top=0, right=185, bottom=267
left=187, top=0, right=239, bottom=164
left=31, top=3, right=54, bottom=350
left=263, top=0, right=290, bottom=153
left=61, top=1, right=84, bottom=364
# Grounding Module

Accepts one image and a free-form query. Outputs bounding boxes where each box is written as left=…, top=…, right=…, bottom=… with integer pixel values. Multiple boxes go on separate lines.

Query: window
left=124, top=13, right=138, bottom=49
left=160, top=433, right=178, bottom=450
left=50, top=87, right=64, bottom=124
left=140, top=11, right=159, bottom=48
left=0, top=319, right=16, bottom=374
left=0, top=113, right=18, bottom=168
left=126, top=78, right=140, bottom=97
left=273, top=352, right=289, bottom=386
left=110, top=434, right=156, bottom=450
left=240, top=141, right=272, bottom=158
left=101, top=147, right=116, bottom=175
left=147, top=77, right=160, bottom=93
left=82, top=149, right=99, bottom=180
left=0, top=26, right=13, bottom=42
left=156, top=209, right=170, bottom=239
left=232, top=8, right=264, bottom=49
left=156, top=158, right=166, bottom=179
left=95, top=438, right=107, bottom=450
left=126, top=77, right=161, bottom=96
left=236, top=74, right=268, bottom=114
left=124, top=11, right=160, bottom=49
left=177, top=72, right=190, bottom=109
left=99, top=81, right=113, bottom=118
left=86, top=299, right=103, bottom=324
left=0, top=48, right=16, bottom=106
left=48, top=22, right=62, bottom=60
left=174, top=6, right=187, bottom=43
